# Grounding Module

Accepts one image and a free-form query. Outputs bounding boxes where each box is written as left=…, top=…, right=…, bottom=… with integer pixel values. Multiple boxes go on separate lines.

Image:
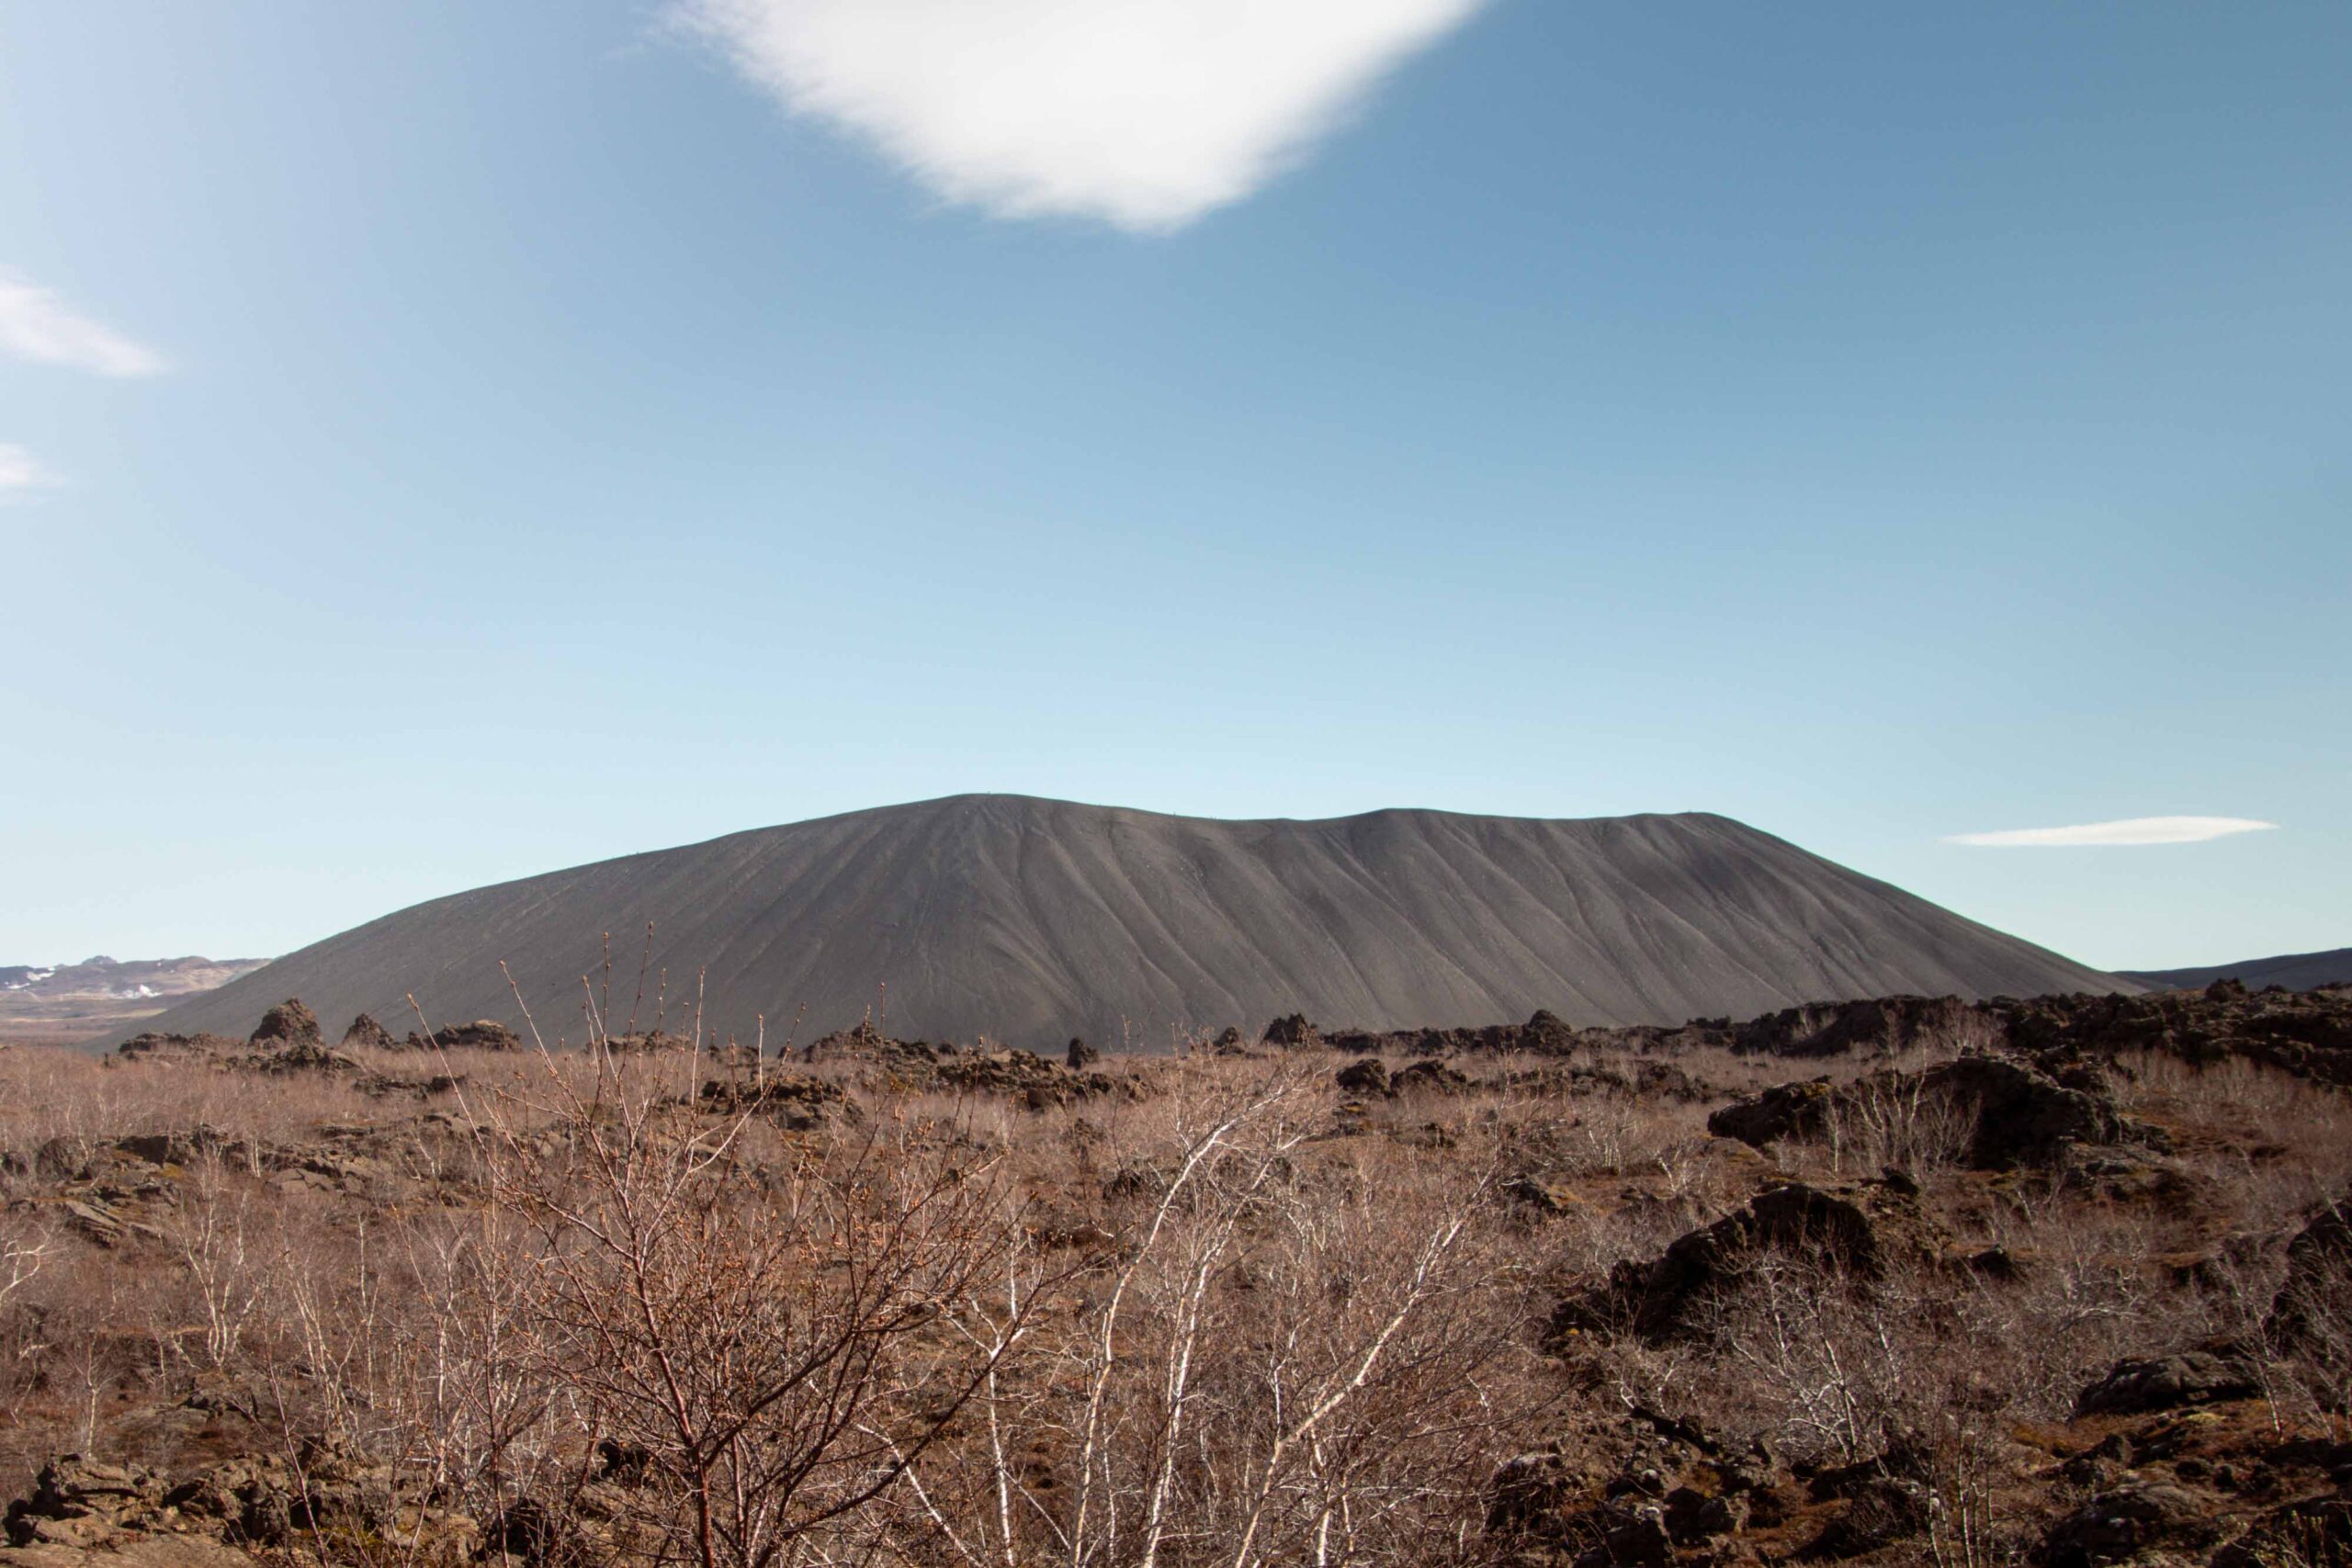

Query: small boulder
left=1663, top=1486, right=1745, bottom=1544
left=4, top=1458, right=165, bottom=1548
left=1392, top=1060, right=1469, bottom=1095
left=699, top=1072, right=849, bottom=1129
left=2075, top=1348, right=2259, bottom=1416
left=1706, top=1055, right=2126, bottom=1169
left=1574, top=1504, right=1673, bottom=1568
left=1504, top=1175, right=1578, bottom=1216
left=340, top=1014, right=397, bottom=1051
left=594, top=1438, right=651, bottom=1485
left=2267, top=1195, right=2351, bottom=1349
left=1335, top=1057, right=1391, bottom=1098
left=1261, top=1013, right=1321, bottom=1049
left=2039, top=1483, right=2215, bottom=1568
left=1707, top=1077, right=1836, bottom=1146
left=247, top=999, right=322, bottom=1050
left=115, top=1131, right=223, bottom=1168
left=405, top=1021, right=522, bottom=1052
left=1735, top=995, right=1981, bottom=1058
left=1798, top=1475, right=1929, bottom=1561
left=1555, top=1178, right=1936, bottom=1344
left=1485, top=1451, right=1576, bottom=1534
left=2211, top=1497, right=2352, bottom=1568
left=1928, top=1055, right=2121, bottom=1168
left=1523, top=1010, right=1577, bottom=1054
left=250, top=1039, right=361, bottom=1075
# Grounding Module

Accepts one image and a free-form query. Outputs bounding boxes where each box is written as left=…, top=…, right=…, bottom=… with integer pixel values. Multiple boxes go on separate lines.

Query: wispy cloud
left=0, top=444, right=64, bottom=503
left=1949, top=816, right=2279, bottom=848
left=0, top=270, right=169, bottom=378
left=672, top=0, right=1492, bottom=232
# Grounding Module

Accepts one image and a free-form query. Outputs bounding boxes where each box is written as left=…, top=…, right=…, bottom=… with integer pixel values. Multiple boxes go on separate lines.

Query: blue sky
left=3, top=0, right=2346, bottom=972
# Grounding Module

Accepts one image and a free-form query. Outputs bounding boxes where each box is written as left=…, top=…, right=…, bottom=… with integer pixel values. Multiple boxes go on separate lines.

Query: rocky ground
left=0, top=980, right=2343, bottom=1567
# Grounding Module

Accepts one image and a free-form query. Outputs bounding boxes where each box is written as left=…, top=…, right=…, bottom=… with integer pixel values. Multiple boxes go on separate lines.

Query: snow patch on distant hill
left=0, top=954, right=273, bottom=1048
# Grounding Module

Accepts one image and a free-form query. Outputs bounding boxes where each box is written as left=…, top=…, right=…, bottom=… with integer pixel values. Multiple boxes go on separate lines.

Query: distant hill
left=0, top=954, right=271, bottom=1047
left=2123, top=947, right=2352, bottom=993
left=121, top=795, right=2134, bottom=1052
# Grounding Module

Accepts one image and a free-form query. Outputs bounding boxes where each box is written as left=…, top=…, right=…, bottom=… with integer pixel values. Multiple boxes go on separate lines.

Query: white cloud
left=0, top=270, right=169, bottom=378
left=1949, top=817, right=2280, bottom=848
left=671, top=0, right=1492, bottom=231
left=0, top=444, right=64, bottom=502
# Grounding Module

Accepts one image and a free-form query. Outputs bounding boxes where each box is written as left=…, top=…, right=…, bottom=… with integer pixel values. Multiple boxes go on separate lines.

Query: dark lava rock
left=2267, top=1195, right=2352, bottom=1350
left=1066, top=1037, right=1100, bottom=1069
left=5, top=1446, right=477, bottom=1566
left=2003, top=980, right=2352, bottom=1085
left=1577, top=1506, right=1674, bottom=1568
left=1485, top=1451, right=1578, bottom=1534
left=1555, top=1178, right=1935, bottom=1344
left=6, top=1457, right=164, bottom=1547
left=2039, top=1483, right=2216, bottom=1568
left=1522, top=1009, right=1577, bottom=1053
left=594, top=1438, right=650, bottom=1484
left=1954, top=1244, right=2026, bottom=1280
left=1662, top=1486, right=1745, bottom=1544
left=1806, top=1438, right=1931, bottom=1506
left=1102, top=1165, right=1169, bottom=1202
left=115, top=1032, right=187, bottom=1061
left=2075, top=1348, right=2261, bottom=1416
left=249, top=1039, right=363, bottom=1075
left=1929, top=1055, right=2125, bottom=1168
left=1324, top=1009, right=1586, bottom=1059
left=356, top=1070, right=466, bottom=1100
left=1628, top=1060, right=1713, bottom=1101
left=1743, top=1181, right=1912, bottom=1274
left=1798, top=1474, right=1929, bottom=1561
left=1487, top=1410, right=1789, bottom=1561
left=1706, top=1055, right=2126, bottom=1169
left=1735, top=995, right=1982, bottom=1058
left=1262, top=1013, right=1322, bottom=1049
left=699, top=1072, right=849, bottom=1131
left=1335, top=1057, right=1391, bottom=1098
left=116, top=1131, right=223, bottom=1168
left=403, top=1020, right=523, bottom=1052
left=937, top=1048, right=1091, bottom=1103
left=794, top=1022, right=1113, bottom=1104
left=2055, top=1432, right=2134, bottom=1490
left=1503, top=1175, right=1577, bottom=1215
left=604, top=1031, right=695, bottom=1054
left=1391, top=1060, right=1468, bottom=1095
left=2054, top=1142, right=2199, bottom=1204
left=339, top=1014, right=397, bottom=1051
left=112, top=1029, right=355, bottom=1081
left=1706, top=1077, right=1836, bottom=1146
left=211, top=1442, right=424, bottom=1546
left=2211, top=1495, right=2352, bottom=1568
left=801, top=1019, right=922, bottom=1066
left=247, top=999, right=322, bottom=1049
left=117, top=1031, right=244, bottom=1062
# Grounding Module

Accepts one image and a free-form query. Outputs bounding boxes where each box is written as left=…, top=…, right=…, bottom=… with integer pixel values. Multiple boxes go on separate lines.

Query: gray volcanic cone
left=124, top=795, right=2132, bottom=1051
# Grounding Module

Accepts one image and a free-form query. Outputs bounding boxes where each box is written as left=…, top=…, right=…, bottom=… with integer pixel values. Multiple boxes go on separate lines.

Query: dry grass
left=0, top=1025, right=2343, bottom=1567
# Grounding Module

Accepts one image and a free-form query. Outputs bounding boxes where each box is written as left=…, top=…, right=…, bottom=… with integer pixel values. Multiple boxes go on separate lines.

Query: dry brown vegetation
left=0, top=988, right=2346, bottom=1568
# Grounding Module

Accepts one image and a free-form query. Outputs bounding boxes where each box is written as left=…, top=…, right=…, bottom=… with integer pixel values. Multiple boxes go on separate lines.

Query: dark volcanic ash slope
left=124, top=795, right=2132, bottom=1051
left=2124, top=947, right=2352, bottom=993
